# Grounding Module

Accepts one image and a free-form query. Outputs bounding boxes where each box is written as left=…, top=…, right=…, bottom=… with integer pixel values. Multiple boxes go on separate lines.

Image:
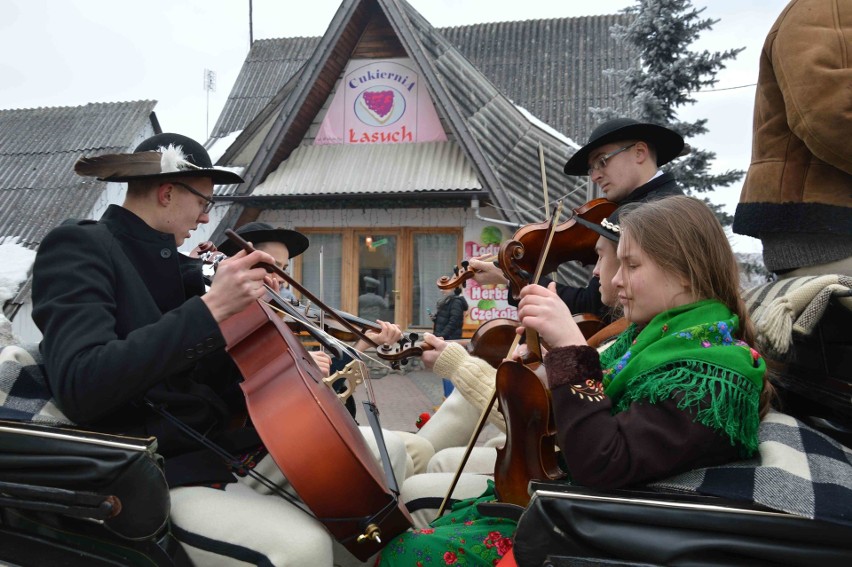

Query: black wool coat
left=32, top=205, right=258, bottom=487
left=433, top=295, right=469, bottom=340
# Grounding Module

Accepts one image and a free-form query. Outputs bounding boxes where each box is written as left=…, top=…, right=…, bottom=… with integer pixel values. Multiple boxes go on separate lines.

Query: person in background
left=432, top=286, right=469, bottom=398
left=358, top=276, right=389, bottom=322
left=432, top=286, right=469, bottom=340
left=733, top=0, right=852, bottom=278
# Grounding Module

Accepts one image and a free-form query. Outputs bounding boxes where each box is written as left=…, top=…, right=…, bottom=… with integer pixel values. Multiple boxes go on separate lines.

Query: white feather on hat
left=159, top=144, right=200, bottom=174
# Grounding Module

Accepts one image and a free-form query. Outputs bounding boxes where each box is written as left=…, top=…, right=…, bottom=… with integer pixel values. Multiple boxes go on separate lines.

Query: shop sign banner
left=316, top=58, right=447, bottom=145
left=462, top=226, right=517, bottom=324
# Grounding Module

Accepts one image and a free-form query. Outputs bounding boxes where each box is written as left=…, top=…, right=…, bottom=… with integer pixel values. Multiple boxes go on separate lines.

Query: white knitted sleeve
left=432, top=342, right=506, bottom=432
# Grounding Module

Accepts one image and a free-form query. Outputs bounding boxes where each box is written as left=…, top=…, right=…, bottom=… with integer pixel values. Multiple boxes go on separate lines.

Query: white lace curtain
left=299, top=234, right=342, bottom=309
left=413, top=233, right=458, bottom=327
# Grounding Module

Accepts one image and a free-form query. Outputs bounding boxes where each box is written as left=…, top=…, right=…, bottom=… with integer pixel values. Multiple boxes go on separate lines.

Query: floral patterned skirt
left=378, top=481, right=516, bottom=566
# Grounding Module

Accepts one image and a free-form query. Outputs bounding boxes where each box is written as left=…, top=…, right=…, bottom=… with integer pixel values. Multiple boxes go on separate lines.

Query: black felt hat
left=563, top=118, right=684, bottom=176
left=74, top=132, right=244, bottom=185
left=217, top=221, right=310, bottom=258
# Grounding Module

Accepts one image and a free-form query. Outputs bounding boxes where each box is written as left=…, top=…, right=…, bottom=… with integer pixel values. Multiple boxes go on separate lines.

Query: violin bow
left=319, top=244, right=326, bottom=354
left=435, top=200, right=564, bottom=519
left=225, top=229, right=383, bottom=350
left=539, top=142, right=549, bottom=220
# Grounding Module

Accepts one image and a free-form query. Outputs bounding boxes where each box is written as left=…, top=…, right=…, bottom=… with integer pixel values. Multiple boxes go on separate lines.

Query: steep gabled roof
left=0, top=101, right=159, bottom=249
left=212, top=0, right=632, bottom=237
left=380, top=0, right=584, bottom=224
left=210, top=9, right=635, bottom=146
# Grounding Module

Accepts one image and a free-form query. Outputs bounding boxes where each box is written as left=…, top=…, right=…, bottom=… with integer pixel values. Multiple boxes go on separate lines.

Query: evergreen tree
left=592, top=0, right=744, bottom=223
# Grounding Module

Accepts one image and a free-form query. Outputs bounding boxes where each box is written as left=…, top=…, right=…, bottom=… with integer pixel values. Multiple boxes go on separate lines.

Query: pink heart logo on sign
left=362, top=90, right=394, bottom=118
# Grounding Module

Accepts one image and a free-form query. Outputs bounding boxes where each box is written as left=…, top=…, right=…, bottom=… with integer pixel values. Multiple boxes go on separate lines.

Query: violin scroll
left=436, top=261, right=476, bottom=290
left=497, top=240, right=532, bottom=301
left=436, top=255, right=499, bottom=291
left=376, top=332, right=429, bottom=368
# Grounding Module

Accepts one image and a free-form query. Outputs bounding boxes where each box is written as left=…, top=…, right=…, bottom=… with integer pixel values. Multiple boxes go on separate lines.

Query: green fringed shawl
left=599, top=299, right=765, bottom=456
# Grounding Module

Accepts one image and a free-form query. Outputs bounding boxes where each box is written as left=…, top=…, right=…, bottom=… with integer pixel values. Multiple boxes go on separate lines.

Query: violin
left=436, top=255, right=498, bottom=291
left=378, top=318, right=521, bottom=370
left=492, top=207, right=568, bottom=506
left=198, top=247, right=383, bottom=343
left=283, top=299, right=383, bottom=343
left=436, top=260, right=476, bottom=290
left=219, top=231, right=413, bottom=558
left=436, top=202, right=568, bottom=517
left=503, top=198, right=617, bottom=300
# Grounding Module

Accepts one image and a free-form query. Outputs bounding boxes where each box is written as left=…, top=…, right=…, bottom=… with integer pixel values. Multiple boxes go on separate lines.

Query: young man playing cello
left=32, top=133, right=397, bottom=566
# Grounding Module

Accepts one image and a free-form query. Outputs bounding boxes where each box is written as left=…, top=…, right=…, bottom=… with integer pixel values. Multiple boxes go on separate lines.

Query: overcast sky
left=2, top=0, right=792, bottom=253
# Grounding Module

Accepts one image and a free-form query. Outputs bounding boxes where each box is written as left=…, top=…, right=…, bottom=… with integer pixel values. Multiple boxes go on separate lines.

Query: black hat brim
left=99, top=168, right=244, bottom=185
left=218, top=228, right=310, bottom=258
left=573, top=215, right=620, bottom=242
left=564, top=122, right=684, bottom=176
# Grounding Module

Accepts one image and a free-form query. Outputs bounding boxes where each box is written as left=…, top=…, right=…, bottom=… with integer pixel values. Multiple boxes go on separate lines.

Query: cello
left=218, top=230, right=412, bottom=561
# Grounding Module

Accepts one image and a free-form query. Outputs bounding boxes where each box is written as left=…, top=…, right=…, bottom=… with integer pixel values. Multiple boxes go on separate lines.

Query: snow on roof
left=206, top=130, right=243, bottom=165
left=0, top=240, right=36, bottom=303
left=515, top=105, right=581, bottom=150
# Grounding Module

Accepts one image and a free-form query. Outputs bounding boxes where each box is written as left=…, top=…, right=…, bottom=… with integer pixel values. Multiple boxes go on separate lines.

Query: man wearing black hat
left=31, top=133, right=350, bottom=565
left=216, top=222, right=405, bottom=413
left=469, top=118, right=684, bottom=319
left=217, top=221, right=309, bottom=291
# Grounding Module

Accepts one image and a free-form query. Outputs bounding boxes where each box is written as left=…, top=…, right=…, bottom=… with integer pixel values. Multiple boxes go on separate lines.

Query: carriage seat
left=0, top=332, right=182, bottom=564
left=0, top=417, right=189, bottom=566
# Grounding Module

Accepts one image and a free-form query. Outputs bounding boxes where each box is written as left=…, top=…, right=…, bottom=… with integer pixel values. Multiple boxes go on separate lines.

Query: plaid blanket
left=0, top=342, right=71, bottom=425
left=650, top=410, right=852, bottom=527
left=743, top=274, right=852, bottom=359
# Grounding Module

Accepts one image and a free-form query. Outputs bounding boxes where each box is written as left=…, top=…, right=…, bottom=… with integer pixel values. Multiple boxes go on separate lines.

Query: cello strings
left=263, top=286, right=366, bottom=364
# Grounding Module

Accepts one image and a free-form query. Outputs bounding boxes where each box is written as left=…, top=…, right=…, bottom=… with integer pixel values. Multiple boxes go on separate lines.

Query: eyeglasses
left=587, top=143, right=637, bottom=175
left=172, top=181, right=215, bottom=213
